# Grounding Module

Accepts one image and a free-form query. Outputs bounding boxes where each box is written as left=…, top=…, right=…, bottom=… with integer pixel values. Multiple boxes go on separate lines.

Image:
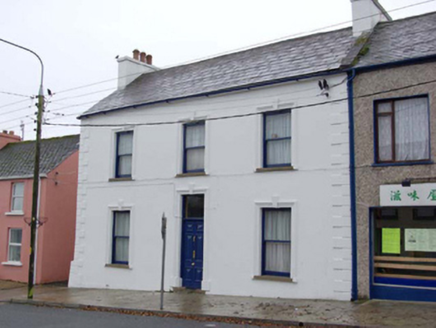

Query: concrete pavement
left=1, top=282, right=436, bottom=327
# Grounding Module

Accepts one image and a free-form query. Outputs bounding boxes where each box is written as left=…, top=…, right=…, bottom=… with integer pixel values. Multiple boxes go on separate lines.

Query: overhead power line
left=2, top=0, right=435, bottom=129
left=0, top=90, right=32, bottom=98
left=0, top=98, right=31, bottom=110
left=42, top=78, right=436, bottom=128
left=32, top=0, right=436, bottom=99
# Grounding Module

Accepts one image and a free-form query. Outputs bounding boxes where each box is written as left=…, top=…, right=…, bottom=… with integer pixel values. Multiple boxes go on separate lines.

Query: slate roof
left=357, top=11, right=436, bottom=67
left=80, top=11, right=436, bottom=119
left=80, top=27, right=355, bottom=118
left=0, top=135, right=79, bottom=178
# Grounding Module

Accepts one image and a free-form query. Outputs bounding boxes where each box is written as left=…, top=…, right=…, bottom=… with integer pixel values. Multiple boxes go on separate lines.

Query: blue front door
left=181, top=219, right=204, bottom=289
left=181, top=194, right=204, bottom=289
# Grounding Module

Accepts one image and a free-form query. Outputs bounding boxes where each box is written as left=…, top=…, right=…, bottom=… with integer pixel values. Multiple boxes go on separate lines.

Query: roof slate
left=0, top=135, right=79, bottom=178
left=81, top=27, right=355, bottom=117
left=81, top=11, right=436, bottom=118
left=357, top=11, right=436, bottom=67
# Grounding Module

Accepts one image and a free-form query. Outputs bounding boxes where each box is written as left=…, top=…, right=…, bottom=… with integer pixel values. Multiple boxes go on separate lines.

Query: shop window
left=414, top=208, right=436, bottom=220
left=373, top=207, right=436, bottom=288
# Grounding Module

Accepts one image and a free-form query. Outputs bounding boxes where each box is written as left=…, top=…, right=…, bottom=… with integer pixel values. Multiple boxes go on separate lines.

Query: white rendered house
left=69, top=1, right=390, bottom=301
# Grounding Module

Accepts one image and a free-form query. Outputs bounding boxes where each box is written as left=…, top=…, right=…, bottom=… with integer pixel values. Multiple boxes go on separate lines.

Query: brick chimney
left=117, top=49, right=159, bottom=89
left=350, top=0, right=392, bottom=37
left=0, top=130, right=21, bottom=150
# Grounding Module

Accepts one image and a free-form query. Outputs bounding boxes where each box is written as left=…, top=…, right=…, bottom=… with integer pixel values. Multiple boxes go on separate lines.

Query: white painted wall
left=117, top=56, right=159, bottom=89
left=350, top=0, right=390, bottom=37
left=69, top=74, right=352, bottom=300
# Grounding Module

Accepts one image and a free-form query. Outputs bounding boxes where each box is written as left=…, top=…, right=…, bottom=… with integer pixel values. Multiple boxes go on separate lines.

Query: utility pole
left=28, top=86, right=44, bottom=298
left=20, top=120, right=25, bottom=140
left=0, top=38, right=44, bottom=299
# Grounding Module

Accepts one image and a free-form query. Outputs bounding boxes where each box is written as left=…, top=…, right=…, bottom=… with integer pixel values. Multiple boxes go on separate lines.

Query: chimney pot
left=146, top=54, right=153, bottom=65
left=0, top=129, right=21, bottom=149
left=140, top=52, right=146, bottom=63
left=132, top=49, right=140, bottom=60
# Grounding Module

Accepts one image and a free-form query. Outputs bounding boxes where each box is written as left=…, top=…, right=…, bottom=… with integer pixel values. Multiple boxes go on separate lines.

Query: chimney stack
left=350, top=0, right=391, bottom=37
left=117, top=48, right=159, bottom=89
left=0, top=130, right=21, bottom=150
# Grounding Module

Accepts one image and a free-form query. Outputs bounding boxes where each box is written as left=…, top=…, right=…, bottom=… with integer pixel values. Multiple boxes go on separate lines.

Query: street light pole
left=0, top=38, right=44, bottom=299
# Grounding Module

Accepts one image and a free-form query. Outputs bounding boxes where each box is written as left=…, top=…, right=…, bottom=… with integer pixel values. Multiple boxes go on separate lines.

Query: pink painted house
left=0, top=131, right=79, bottom=284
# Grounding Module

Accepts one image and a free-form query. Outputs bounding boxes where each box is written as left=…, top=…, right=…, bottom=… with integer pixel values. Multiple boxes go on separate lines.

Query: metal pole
left=160, top=213, right=167, bottom=310
left=0, top=38, right=44, bottom=299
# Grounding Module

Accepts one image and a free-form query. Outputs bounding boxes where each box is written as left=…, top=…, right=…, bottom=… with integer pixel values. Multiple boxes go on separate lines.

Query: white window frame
left=263, top=110, right=292, bottom=168
left=255, top=107, right=298, bottom=170
left=106, top=203, right=134, bottom=268
left=11, top=182, right=24, bottom=213
left=7, top=228, right=22, bottom=263
left=110, top=127, right=135, bottom=180
left=254, top=199, right=298, bottom=281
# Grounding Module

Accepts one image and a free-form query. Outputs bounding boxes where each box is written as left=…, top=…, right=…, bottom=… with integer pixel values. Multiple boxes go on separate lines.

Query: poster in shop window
left=405, top=229, right=436, bottom=252
left=382, top=228, right=401, bottom=254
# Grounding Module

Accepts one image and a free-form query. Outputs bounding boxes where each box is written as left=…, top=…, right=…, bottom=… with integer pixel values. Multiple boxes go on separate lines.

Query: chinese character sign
left=381, top=184, right=436, bottom=206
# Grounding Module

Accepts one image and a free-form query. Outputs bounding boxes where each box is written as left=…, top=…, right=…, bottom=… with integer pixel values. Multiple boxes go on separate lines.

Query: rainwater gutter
left=347, top=68, right=358, bottom=301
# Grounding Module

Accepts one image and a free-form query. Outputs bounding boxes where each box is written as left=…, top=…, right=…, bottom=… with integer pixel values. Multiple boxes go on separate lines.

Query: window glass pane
left=117, top=155, right=132, bottom=176
left=381, top=208, right=397, bottom=219
left=378, top=115, right=392, bottom=161
left=186, top=148, right=205, bottom=171
left=264, top=209, right=291, bottom=241
left=378, top=102, right=392, bottom=114
left=13, top=183, right=24, bottom=197
left=12, top=197, right=24, bottom=212
left=183, top=195, right=204, bottom=218
left=8, top=245, right=21, bottom=262
left=118, top=132, right=133, bottom=156
left=115, top=238, right=129, bottom=262
left=415, top=208, right=435, bottom=220
left=395, top=98, right=429, bottom=161
left=265, top=111, right=291, bottom=140
left=114, top=212, right=130, bottom=237
left=185, top=124, right=205, bottom=148
left=266, top=139, right=291, bottom=165
left=265, top=242, right=290, bottom=273
left=10, top=229, right=22, bottom=243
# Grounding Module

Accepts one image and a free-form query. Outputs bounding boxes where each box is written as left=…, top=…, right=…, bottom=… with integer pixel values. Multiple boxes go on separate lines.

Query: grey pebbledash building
left=350, top=11, right=436, bottom=302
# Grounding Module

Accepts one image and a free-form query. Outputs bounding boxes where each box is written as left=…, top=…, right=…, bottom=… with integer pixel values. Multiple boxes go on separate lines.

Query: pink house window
left=8, top=229, right=22, bottom=262
left=11, top=182, right=24, bottom=212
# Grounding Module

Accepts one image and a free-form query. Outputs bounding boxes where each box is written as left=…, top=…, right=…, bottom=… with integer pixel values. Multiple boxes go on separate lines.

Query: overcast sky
left=0, top=0, right=435, bottom=140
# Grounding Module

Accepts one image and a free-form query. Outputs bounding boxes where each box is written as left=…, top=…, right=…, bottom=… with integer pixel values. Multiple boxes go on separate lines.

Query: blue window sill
left=372, top=161, right=434, bottom=167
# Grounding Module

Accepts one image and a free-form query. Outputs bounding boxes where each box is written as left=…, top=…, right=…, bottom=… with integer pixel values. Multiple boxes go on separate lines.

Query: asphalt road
left=0, top=303, right=264, bottom=328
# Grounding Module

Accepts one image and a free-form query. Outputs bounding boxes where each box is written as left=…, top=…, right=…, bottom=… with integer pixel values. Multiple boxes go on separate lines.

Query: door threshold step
left=172, top=287, right=206, bottom=294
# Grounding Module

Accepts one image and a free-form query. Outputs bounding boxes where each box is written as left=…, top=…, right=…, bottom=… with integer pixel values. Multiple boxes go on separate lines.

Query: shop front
left=370, top=183, right=436, bottom=302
